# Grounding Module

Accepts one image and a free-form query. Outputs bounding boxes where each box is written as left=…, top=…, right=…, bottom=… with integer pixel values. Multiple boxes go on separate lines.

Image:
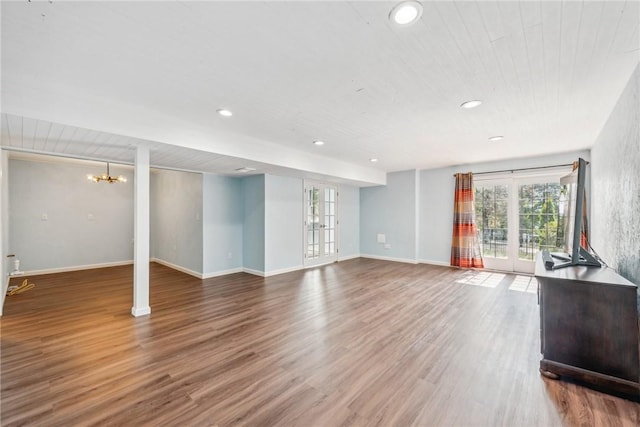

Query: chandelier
left=87, top=162, right=127, bottom=184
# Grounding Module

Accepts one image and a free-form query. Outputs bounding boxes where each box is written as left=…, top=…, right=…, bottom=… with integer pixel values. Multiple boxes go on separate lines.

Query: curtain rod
left=453, top=163, right=574, bottom=177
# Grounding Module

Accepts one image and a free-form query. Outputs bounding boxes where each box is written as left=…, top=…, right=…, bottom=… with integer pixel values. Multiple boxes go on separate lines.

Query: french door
left=474, top=174, right=567, bottom=273
left=304, top=182, right=338, bottom=267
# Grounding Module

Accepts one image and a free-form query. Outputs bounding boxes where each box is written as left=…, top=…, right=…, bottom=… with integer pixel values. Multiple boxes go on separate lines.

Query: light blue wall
left=264, top=174, right=303, bottom=273
left=9, top=159, right=134, bottom=272
left=242, top=174, right=265, bottom=272
left=202, top=174, right=243, bottom=275
left=150, top=169, right=203, bottom=274
left=338, top=184, right=360, bottom=258
left=591, top=64, right=640, bottom=285
left=418, top=166, right=455, bottom=264
left=360, top=170, right=417, bottom=260
left=418, top=150, right=591, bottom=265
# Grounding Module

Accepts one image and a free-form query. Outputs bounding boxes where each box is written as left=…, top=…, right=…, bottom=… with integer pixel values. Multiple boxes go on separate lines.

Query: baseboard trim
left=151, top=258, right=203, bottom=279
left=337, top=254, right=361, bottom=261
left=22, top=260, right=134, bottom=277
left=417, top=259, right=451, bottom=267
left=15, top=257, right=365, bottom=289
left=303, top=260, right=336, bottom=269
left=241, top=265, right=306, bottom=278
left=360, top=254, right=418, bottom=264
left=264, top=265, right=304, bottom=277
left=151, top=260, right=304, bottom=280
left=202, top=267, right=244, bottom=279
left=131, top=306, right=151, bottom=317
left=242, top=268, right=266, bottom=277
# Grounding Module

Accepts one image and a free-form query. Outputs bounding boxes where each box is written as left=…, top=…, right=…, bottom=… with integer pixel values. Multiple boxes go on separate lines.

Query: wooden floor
left=1, top=259, right=638, bottom=426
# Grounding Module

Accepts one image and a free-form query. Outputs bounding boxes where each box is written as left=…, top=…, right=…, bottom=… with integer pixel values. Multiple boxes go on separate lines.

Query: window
left=475, top=184, right=508, bottom=259
left=473, top=172, right=569, bottom=273
left=518, top=182, right=566, bottom=261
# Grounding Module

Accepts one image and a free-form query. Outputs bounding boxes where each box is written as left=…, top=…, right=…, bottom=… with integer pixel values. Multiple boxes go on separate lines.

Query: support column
left=132, top=145, right=151, bottom=317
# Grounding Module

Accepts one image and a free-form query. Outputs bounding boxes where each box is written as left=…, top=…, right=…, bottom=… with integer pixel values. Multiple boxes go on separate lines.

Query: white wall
left=418, top=150, right=591, bottom=265
left=264, top=174, right=303, bottom=274
left=338, top=184, right=360, bottom=259
left=9, top=158, right=134, bottom=273
left=591, top=64, right=640, bottom=285
left=1, top=151, right=10, bottom=315
left=150, top=169, right=203, bottom=275
left=202, top=174, right=243, bottom=276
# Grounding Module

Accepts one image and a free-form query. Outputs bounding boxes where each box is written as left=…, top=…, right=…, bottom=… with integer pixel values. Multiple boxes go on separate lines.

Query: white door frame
left=474, top=177, right=513, bottom=272
left=476, top=171, right=568, bottom=274
left=303, top=180, right=339, bottom=267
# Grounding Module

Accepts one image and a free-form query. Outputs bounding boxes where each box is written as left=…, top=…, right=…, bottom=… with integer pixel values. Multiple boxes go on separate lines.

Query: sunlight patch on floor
left=456, top=271, right=505, bottom=288
left=509, top=275, right=538, bottom=294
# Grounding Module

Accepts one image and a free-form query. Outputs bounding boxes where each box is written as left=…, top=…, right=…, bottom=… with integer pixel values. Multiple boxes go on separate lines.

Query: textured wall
left=591, top=64, right=640, bottom=285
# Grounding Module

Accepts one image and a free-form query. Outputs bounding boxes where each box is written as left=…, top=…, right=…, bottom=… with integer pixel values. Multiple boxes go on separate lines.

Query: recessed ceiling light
left=460, top=100, right=482, bottom=109
left=488, top=136, right=504, bottom=142
left=370, top=158, right=379, bottom=163
left=217, top=109, right=233, bottom=117
left=234, top=167, right=256, bottom=173
left=313, top=140, right=325, bottom=146
left=389, top=1, right=423, bottom=26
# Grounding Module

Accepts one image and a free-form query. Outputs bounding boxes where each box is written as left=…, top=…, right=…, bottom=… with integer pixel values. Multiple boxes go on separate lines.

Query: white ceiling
left=0, top=113, right=379, bottom=186
left=1, top=1, right=639, bottom=186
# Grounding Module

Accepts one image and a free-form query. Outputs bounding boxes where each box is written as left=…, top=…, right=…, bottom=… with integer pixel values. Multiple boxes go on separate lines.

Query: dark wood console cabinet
left=535, top=254, right=640, bottom=399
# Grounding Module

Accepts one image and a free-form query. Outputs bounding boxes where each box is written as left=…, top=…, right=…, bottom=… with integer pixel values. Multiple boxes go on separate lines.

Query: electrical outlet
left=384, top=243, right=391, bottom=249
left=377, top=233, right=386, bottom=243
left=87, top=213, right=95, bottom=221
left=41, top=213, right=48, bottom=221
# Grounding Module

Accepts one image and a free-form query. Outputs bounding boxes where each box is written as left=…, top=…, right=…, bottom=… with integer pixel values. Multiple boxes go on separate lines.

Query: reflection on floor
left=509, top=275, right=538, bottom=294
left=455, top=271, right=505, bottom=288
left=455, top=271, right=538, bottom=294
left=2, top=260, right=637, bottom=426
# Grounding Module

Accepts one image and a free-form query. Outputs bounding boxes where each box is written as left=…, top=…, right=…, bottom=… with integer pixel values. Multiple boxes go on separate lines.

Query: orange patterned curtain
left=451, top=173, right=484, bottom=268
left=580, top=194, right=589, bottom=249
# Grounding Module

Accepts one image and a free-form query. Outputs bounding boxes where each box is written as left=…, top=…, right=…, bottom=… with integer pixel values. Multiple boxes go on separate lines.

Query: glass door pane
left=475, top=174, right=569, bottom=274
left=517, top=182, right=566, bottom=262
left=324, top=187, right=336, bottom=255
left=304, top=182, right=338, bottom=266
left=475, top=183, right=509, bottom=261
left=306, top=187, right=320, bottom=259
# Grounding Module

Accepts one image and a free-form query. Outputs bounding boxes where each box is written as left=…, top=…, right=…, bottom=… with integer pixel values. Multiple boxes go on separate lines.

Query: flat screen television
left=550, top=157, right=601, bottom=269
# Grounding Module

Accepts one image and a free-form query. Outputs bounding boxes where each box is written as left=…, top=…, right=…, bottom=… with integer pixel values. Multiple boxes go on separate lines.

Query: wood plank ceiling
left=1, top=1, right=638, bottom=184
